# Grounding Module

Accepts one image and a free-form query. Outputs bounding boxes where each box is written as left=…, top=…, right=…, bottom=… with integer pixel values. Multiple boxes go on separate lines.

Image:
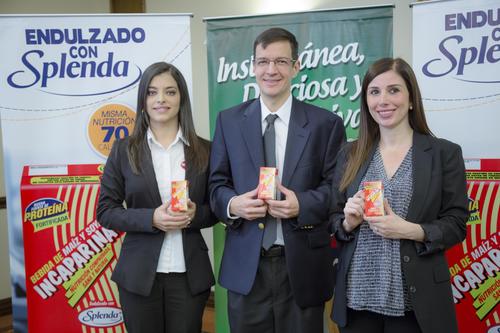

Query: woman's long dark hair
left=339, top=57, right=433, bottom=191
left=127, top=62, right=209, bottom=174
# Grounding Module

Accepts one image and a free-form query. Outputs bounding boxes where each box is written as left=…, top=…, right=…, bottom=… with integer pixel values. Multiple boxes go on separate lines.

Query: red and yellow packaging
left=446, top=159, right=500, bottom=333
left=257, top=167, right=277, bottom=200
left=171, top=180, right=188, bottom=212
left=21, top=164, right=125, bottom=333
left=364, top=181, right=384, bottom=216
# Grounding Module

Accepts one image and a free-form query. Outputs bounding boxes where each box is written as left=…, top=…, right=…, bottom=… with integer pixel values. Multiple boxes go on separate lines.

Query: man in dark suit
left=209, top=28, right=346, bottom=333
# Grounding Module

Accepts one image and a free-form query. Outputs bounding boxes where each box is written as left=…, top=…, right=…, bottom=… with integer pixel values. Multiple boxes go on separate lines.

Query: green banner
left=206, top=7, right=393, bottom=332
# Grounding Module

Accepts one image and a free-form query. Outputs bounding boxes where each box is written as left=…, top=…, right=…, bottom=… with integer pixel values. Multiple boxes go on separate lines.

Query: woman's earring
left=409, top=105, right=413, bottom=110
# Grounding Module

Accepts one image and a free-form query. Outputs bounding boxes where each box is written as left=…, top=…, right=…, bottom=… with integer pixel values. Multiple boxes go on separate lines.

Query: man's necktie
left=262, top=114, right=278, bottom=250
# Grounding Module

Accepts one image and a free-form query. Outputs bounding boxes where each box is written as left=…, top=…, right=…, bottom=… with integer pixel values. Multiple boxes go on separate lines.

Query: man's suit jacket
left=329, top=132, right=469, bottom=333
left=209, top=97, right=346, bottom=307
left=97, top=137, right=216, bottom=297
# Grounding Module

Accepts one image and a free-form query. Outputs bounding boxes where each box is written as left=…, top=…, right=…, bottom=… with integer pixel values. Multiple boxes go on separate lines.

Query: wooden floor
left=202, top=306, right=215, bottom=333
left=0, top=308, right=215, bottom=333
left=0, top=313, right=12, bottom=333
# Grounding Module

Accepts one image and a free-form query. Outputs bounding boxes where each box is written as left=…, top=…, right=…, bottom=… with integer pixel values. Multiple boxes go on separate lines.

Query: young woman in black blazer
left=97, top=62, right=216, bottom=333
left=330, top=58, right=469, bottom=333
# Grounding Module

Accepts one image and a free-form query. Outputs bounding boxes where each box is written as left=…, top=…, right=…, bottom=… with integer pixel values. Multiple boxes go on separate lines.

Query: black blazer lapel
left=240, top=99, right=265, bottom=174
left=407, top=132, right=432, bottom=223
left=141, top=141, right=163, bottom=206
left=282, top=99, right=310, bottom=187
left=184, top=144, right=201, bottom=202
left=184, top=145, right=195, bottom=191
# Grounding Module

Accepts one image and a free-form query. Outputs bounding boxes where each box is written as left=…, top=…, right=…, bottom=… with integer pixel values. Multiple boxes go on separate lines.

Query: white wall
left=0, top=209, right=9, bottom=299
left=0, top=0, right=110, bottom=14
left=0, top=117, right=8, bottom=299
left=0, top=0, right=414, bottom=300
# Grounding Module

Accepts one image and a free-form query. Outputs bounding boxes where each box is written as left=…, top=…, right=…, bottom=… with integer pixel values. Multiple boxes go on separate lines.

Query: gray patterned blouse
left=346, top=145, right=413, bottom=316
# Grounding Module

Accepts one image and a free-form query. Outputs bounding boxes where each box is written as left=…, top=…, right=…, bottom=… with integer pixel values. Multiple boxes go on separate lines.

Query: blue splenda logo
left=78, top=307, right=123, bottom=327
left=420, top=9, right=500, bottom=82
left=6, top=27, right=145, bottom=96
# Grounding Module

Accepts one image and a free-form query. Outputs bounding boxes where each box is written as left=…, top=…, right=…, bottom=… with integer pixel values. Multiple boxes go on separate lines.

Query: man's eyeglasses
left=254, top=57, right=296, bottom=68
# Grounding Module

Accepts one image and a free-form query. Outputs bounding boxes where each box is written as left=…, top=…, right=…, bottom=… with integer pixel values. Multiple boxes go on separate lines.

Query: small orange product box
left=258, top=167, right=277, bottom=200
left=171, top=180, right=188, bottom=211
left=364, top=181, right=384, bottom=216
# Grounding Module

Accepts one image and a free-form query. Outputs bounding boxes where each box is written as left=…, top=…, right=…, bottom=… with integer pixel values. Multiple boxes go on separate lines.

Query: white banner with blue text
left=412, top=0, right=500, bottom=158
left=0, top=14, right=192, bottom=332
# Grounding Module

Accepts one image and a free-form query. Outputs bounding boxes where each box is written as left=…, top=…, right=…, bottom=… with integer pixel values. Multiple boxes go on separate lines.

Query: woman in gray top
left=329, top=57, right=469, bottom=333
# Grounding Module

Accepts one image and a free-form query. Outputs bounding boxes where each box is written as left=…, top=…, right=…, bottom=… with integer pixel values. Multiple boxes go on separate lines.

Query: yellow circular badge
left=88, top=103, right=136, bottom=158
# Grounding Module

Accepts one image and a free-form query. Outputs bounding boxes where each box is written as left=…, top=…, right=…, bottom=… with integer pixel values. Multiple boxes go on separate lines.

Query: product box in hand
left=364, top=181, right=384, bottom=216
left=258, top=167, right=277, bottom=200
left=171, top=180, right=188, bottom=211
